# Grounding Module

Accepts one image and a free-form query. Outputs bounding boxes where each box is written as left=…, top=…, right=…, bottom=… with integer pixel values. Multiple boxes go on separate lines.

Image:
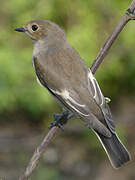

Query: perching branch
left=91, top=5, right=135, bottom=73
left=19, top=1, right=135, bottom=180
left=19, top=126, right=59, bottom=180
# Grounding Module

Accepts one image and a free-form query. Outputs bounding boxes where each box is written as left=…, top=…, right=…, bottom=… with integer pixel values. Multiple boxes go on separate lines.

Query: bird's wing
left=33, top=56, right=91, bottom=117
left=87, top=69, right=115, bottom=133
left=33, top=43, right=114, bottom=135
left=47, top=87, right=112, bottom=137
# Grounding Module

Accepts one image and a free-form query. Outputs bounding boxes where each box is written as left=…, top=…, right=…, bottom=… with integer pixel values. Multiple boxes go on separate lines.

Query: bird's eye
left=31, top=25, right=38, bottom=31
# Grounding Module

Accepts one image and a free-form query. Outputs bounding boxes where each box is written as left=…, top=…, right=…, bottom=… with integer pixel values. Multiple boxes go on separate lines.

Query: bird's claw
left=48, top=110, right=74, bottom=130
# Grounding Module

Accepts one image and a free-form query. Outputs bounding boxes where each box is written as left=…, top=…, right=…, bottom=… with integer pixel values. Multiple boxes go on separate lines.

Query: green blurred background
left=0, top=0, right=135, bottom=179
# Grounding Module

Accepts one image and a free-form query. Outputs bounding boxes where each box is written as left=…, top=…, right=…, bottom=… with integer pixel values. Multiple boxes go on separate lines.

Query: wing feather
left=88, top=70, right=115, bottom=133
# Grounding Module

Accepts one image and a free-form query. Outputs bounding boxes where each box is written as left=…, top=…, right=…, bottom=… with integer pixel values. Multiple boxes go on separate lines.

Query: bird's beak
left=14, top=27, right=25, bottom=32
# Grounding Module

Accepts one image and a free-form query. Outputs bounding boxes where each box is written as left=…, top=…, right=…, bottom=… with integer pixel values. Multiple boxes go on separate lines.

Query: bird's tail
left=95, top=131, right=131, bottom=168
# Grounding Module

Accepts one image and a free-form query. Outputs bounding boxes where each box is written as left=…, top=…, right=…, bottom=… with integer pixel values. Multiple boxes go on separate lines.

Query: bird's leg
left=49, top=109, right=74, bottom=130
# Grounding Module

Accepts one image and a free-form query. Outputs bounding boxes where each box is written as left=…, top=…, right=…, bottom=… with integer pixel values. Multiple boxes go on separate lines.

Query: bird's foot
left=49, top=110, right=74, bottom=130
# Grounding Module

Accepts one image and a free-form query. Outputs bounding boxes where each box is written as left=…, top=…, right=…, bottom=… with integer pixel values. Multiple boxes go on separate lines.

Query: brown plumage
left=15, top=20, right=131, bottom=168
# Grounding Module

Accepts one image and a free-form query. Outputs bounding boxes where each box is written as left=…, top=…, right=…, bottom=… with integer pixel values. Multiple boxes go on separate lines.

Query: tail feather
left=95, top=132, right=131, bottom=168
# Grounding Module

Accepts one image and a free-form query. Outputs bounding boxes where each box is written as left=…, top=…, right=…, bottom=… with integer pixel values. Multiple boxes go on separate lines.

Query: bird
left=15, top=20, right=131, bottom=168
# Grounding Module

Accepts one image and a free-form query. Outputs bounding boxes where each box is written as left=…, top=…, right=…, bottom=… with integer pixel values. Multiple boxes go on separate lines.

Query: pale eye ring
left=31, top=24, right=38, bottom=31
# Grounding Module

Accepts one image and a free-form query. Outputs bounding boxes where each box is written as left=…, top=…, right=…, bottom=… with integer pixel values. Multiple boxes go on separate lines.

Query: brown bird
left=15, top=20, right=131, bottom=168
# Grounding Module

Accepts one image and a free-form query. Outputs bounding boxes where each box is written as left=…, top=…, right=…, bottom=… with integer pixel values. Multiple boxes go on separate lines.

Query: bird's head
left=15, top=20, right=65, bottom=42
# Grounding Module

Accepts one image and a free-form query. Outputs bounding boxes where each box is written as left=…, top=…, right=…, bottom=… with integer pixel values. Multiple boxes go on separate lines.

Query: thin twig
left=19, top=1, right=135, bottom=179
left=90, top=14, right=130, bottom=73
left=91, top=8, right=135, bottom=73
left=19, top=127, right=59, bottom=180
